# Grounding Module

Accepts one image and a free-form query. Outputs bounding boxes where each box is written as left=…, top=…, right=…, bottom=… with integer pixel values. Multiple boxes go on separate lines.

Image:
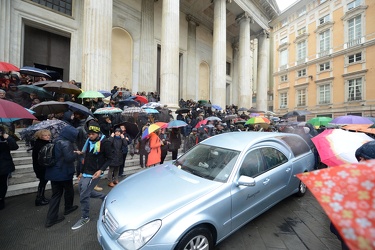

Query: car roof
left=200, top=132, right=297, bottom=152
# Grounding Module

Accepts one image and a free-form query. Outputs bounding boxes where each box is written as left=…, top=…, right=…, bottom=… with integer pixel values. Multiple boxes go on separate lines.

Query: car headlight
left=118, top=220, right=162, bottom=250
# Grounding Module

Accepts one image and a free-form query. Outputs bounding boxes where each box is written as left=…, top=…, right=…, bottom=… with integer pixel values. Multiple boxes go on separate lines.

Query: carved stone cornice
left=186, top=14, right=200, bottom=26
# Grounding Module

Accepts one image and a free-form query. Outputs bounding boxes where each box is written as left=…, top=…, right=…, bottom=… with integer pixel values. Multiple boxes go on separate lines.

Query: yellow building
left=270, top=0, right=375, bottom=120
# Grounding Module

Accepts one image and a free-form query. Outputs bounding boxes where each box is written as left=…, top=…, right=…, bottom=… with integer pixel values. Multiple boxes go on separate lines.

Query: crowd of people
left=1, top=72, right=375, bottom=243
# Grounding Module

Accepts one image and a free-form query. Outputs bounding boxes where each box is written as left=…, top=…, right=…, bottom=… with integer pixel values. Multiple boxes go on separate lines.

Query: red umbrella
left=297, top=160, right=375, bottom=250
left=134, top=95, right=148, bottom=104
left=195, top=119, right=208, bottom=128
left=0, top=99, right=36, bottom=122
left=0, top=61, right=19, bottom=72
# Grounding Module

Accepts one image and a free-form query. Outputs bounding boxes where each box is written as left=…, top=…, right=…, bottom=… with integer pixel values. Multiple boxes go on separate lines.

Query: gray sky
left=276, top=0, right=297, bottom=11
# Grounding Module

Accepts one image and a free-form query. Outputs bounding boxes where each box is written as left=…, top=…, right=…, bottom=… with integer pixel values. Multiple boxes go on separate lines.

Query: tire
left=296, top=180, right=307, bottom=197
left=175, top=226, right=214, bottom=250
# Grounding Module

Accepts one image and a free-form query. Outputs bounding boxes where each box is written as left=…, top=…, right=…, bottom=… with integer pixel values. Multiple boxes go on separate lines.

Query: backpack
left=145, top=138, right=151, bottom=153
left=38, top=142, right=56, bottom=168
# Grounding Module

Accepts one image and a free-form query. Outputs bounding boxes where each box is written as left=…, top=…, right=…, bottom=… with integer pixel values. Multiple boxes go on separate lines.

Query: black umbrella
left=65, top=101, right=93, bottom=117
left=238, top=107, right=248, bottom=111
left=20, top=66, right=51, bottom=78
left=19, top=119, right=69, bottom=141
left=114, top=121, right=140, bottom=138
left=30, top=101, right=68, bottom=116
left=282, top=110, right=312, bottom=119
left=175, top=107, right=190, bottom=114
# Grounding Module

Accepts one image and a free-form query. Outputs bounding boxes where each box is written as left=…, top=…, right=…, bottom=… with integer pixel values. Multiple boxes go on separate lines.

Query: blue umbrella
left=212, top=104, right=222, bottom=110
left=98, top=90, right=112, bottom=97
left=168, top=120, right=188, bottom=128
left=143, top=108, right=159, bottom=114
left=20, top=66, right=51, bottom=78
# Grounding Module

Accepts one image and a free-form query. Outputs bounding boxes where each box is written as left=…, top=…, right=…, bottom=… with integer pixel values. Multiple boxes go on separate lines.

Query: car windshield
left=173, top=144, right=240, bottom=183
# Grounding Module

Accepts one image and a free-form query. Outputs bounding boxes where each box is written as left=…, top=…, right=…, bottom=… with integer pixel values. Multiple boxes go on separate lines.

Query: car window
left=174, top=144, right=240, bottom=183
left=239, top=149, right=265, bottom=177
left=260, top=147, right=288, bottom=170
left=277, top=135, right=310, bottom=157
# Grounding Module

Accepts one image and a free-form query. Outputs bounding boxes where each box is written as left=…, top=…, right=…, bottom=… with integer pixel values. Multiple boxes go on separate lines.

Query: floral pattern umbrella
left=19, top=119, right=69, bottom=141
left=311, top=129, right=374, bottom=167
left=94, top=107, right=122, bottom=114
left=296, top=160, right=375, bottom=250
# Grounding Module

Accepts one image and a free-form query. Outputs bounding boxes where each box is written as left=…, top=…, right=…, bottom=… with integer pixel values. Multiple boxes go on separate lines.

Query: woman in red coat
left=146, top=130, right=162, bottom=167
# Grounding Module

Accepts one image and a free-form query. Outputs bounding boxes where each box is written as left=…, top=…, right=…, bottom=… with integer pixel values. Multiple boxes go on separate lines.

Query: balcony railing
left=346, top=37, right=364, bottom=48
left=319, top=50, right=330, bottom=57
left=279, top=65, right=287, bottom=71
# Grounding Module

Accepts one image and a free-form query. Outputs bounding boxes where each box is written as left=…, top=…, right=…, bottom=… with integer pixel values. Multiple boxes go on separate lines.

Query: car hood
left=104, top=164, right=222, bottom=228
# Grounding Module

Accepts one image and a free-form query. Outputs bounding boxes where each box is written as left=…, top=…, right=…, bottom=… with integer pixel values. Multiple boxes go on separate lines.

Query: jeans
left=78, top=177, right=106, bottom=218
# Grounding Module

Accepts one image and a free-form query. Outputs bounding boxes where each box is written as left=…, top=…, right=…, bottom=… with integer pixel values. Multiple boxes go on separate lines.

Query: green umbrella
left=18, top=85, right=54, bottom=99
left=78, top=90, right=105, bottom=99
left=307, top=117, right=332, bottom=128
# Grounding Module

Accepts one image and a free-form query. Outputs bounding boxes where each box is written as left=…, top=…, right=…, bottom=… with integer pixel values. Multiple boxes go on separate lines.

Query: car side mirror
left=237, top=175, right=256, bottom=186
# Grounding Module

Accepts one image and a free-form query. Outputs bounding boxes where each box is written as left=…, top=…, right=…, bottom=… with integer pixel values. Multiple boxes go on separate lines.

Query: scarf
left=82, top=134, right=105, bottom=155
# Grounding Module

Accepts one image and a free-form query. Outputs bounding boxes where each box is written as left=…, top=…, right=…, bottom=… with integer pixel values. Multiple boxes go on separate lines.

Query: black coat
left=80, top=135, right=112, bottom=175
left=108, top=136, right=127, bottom=167
left=32, top=139, right=50, bottom=179
left=0, top=136, right=19, bottom=175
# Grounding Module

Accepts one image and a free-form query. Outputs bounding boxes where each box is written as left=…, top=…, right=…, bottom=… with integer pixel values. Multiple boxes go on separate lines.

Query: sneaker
left=71, top=217, right=90, bottom=230
left=94, top=185, right=103, bottom=191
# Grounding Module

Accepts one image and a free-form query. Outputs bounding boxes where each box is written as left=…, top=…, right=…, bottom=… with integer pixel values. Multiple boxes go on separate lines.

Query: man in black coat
left=0, top=126, right=19, bottom=210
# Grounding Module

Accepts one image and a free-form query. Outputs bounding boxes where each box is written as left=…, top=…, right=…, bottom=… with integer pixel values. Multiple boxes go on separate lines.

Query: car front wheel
left=296, top=180, right=307, bottom=197
left=175, top=226, right=214, bottom=250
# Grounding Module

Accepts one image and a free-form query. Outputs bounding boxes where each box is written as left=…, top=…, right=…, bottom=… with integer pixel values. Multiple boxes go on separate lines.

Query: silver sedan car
left=97, top=132, right=315, bottom=250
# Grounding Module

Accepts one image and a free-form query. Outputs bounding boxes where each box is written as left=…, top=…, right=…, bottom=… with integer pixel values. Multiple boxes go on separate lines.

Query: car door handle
left=286, top=167, right=291, bottom=173
left=263, top=178, right=270, bottom=185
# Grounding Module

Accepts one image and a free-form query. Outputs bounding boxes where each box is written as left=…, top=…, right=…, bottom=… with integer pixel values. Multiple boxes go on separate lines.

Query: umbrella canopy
left=17, top=85, right=54, bottom=99
left=282, top=110, right=312, bottom=118
left=65, top=101, right=93, bottom=117
left=297, top=160, right=375, bottom=250
left=133, top=95, right=148, bottom=104
left=142, top=102, right=162, bottom=109
left=143, top=108, right=159, bottom=114
left=43, top=81, right=82, bottom=95
left=94, top=107, right=122, bottom=115
left=30, top=101, right=68, bottom=116
left=0, top=61, right=19, bottom=72
left=78, top=90, right=105, bottom=99
left=203, top=103, right=212, bottom=108
left=20, top=66, right=51, bottom=78
left=330, top=115, right=373, bottom=125
left=342, top=124, right=375, bottom=135
left=238, top=107, right=248, bottom=111
left=122, top=106, right=145, bottom=114
left=197, top=100, right=208, bottom=104
left=195, top=119, right=208, bottom=128
left=0, top=99, right=37, bottom=122
left=32, top=80, right=56, bottom=87
left=168, top=120, right=188, bottom=128
left=119, top=99, right=140, bottom=107
left=307, top=117, right=333, bottom=128
left=175, top=107, right=190, bottom=114
left=245, top=117, right=271, bottom=125
left=98, top=90, right=112, bottom=98
left=311, top=129, right=374, bottom=167
left=205, top=116, right=222, bottom=122
left=141, top=122, right=168, bottom=139
left=114, top=121, right=140, bottom=138
left=248, top=108, right=264, bottom=113
left=224, top=114, right=238, bottom=120
left=212, top=104, right=222, bottom=110
left=19, top=119, right=69, bottom=141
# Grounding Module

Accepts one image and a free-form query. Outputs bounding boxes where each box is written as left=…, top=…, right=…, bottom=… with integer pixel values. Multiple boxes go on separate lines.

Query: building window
left=347, top=78, right=362, bottom=101
left=297, top=40, right=306, bottom=61
left=319, top=14, right=330, bottom=25
left=348, top=52, right=362, bottom=64
left=297, top=69, right=307, bottom=77
left=29, top=0, right=72, bottom=16
left=348, top=0, right=362, bottom=11
left=319, top=30, right=330, bottom=56
left=280, top=37, right=287, bottom=45
left=281, top=18, right=288, bottom=27
left=280, top=49, right=288, bottom=67
left=297, top=89, right=306, bottom=106
left=319, top=62, right=330, bottom=71
left=280, top=75, right=288, bottom=82
left=348, top=15, right=362, bottom=42
left=319, top=84, right=331, bottom=104
left=297, top=27, right=306, bottom=36
left=297, top=6, right=306, bottom=17
left=226, top=62, right=231, bottom=76
left=280, top=93, right=288, bottom=108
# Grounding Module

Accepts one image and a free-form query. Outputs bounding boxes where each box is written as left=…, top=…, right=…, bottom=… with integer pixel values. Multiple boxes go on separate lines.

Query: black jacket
left=0, top=136, right=18, bottom=175
left=108, top=136, right=127, bottom=167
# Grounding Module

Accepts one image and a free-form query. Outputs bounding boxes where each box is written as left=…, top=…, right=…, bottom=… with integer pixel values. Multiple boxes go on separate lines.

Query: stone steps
left=8, top=129, right=179, bottom=197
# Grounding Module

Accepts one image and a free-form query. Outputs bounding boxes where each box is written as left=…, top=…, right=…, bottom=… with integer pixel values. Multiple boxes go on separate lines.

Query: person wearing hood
left=71, top=121, right=112, bottom=230
left=45, top=125, right=79, bottom=228
left=355, top=140, right=375, bottom=162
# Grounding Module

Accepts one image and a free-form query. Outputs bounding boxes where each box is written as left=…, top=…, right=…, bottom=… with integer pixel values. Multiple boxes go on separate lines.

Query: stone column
left=0, top=0, right=11, bottom=61
left=257, top=31, right=270, bottom=111
left=82, top=0, right=112, bottom=91
left=212, top=0, right=227, bottom=108
left=139, top=0, right=154, bottom=92
left=231, top=41, right=239, bottom=105
left=186, top=15, right=199, bottom=101
left=160, top=0, right=180, bottom=108
left=236, top=12, right=252, bottom=109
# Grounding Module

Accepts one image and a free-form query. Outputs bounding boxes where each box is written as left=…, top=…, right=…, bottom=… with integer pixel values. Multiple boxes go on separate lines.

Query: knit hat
left=88, top=121, right=101, bottom=134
